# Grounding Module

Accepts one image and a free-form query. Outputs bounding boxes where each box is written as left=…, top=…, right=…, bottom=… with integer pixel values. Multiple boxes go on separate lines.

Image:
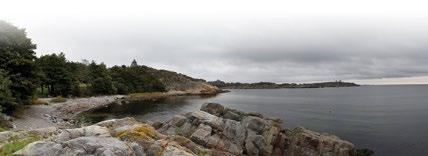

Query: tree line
left=0, top=21, right=165, bottom=113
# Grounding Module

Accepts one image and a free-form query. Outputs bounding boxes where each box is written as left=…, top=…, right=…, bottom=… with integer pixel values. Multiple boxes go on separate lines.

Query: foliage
left=0, top=117, right=12, bottom=132
left=36, top=53, right=73, bottom=96
left=0, top=21, right=173, bottom=114
left=129, top=92, right=166, bottom=98
left=88, top=62, right=116, bottom=95
left=110, top=61, right=166, bottom=94
left=0, top=70, right=16, bottom=113
left=0, top=20, right=38, bottom=107
left=0, top=134, right=41, bottom=155
left=67, top=61, right=90, bottom=96
left=31, top=98, right=47, bottom=105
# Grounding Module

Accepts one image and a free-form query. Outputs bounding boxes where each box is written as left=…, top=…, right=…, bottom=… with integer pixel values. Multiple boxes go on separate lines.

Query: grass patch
left=50, top=96, right=67, bottom=103
left=0, top=118, right=12, bottom=132
left=129, top=92, right=167, bottom=98
left=0, top=134, right=41, bottom=155
left=31, top=98, right=47, bottom=105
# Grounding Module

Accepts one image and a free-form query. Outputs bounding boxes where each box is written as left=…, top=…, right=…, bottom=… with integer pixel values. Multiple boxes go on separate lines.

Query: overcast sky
left=2, top=0, right=428, bottom=84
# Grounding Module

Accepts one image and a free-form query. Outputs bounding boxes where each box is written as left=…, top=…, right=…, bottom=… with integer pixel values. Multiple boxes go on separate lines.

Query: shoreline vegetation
left=0, top=21, right=373, bottom=155
left=0, top=20, right=222, bottom=114
left=209, top=80, right=359, bottom=89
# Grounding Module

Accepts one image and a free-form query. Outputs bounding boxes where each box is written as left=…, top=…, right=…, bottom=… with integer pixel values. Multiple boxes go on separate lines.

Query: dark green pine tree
left=0, top=20, right=38, bottom=106
left=0, top=70, right=16, bottom=113
left=88, top=61, right=116, bottom=95
left=36, top=53, right=73, bottom=96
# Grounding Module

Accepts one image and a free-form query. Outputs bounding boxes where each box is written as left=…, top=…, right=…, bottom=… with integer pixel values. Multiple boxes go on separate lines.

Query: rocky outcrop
left=11, top=103, right=373, bottom=156
left=158, top=103, right=372, bottom=156
left=14, top=118, right=196, bottom=156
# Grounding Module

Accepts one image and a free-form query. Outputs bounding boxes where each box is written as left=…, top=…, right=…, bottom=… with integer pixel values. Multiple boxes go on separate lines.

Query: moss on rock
left=0, top=133, right=41, bottom=155
left=117, top=124, right=160, bottom=140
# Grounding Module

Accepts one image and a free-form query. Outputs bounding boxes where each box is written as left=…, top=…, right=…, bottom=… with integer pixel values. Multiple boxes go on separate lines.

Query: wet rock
left=242, top=116, right=268, bottom=134
left=223, top=110, right=242, bottom=121
left=286, top=127, right=360, bottom=156
left=355, top=148, right=375, bottom=156
left=247, top=112, right=264, bottom=118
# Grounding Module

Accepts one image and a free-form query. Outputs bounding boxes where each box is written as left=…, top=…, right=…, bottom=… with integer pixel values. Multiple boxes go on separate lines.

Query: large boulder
left=242, top=116, right=268, bottom=135
left=186, top=111, right=224, bottom=131
left=201, top=103, right=225, bottom=116
left=285, top=127, right=374, bottom=156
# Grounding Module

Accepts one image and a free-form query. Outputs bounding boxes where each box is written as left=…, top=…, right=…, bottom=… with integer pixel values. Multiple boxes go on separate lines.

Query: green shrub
left=31, top=98, right=47, bottom=105
left=0, top=70, right=16, bottom=113
left=50, top=96, right=66, bottom=103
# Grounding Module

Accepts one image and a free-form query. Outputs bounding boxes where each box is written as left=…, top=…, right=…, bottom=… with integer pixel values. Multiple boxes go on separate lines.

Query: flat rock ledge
left=5, top=103, right=373, bottom=156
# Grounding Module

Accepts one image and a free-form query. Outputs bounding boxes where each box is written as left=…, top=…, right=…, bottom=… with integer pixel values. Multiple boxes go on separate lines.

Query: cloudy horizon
left=2, top=0, right=428, bottom=85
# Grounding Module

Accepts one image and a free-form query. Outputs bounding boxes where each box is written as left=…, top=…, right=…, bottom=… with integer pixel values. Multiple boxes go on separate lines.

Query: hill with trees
left=0, top=21, right=219, bottom=114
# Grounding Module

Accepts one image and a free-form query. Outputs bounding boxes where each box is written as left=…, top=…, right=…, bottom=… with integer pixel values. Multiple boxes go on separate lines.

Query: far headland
left=208, top=80, right=359, bottom=89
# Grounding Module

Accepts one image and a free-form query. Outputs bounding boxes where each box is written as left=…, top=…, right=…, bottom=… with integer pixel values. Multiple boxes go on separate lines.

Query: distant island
left=208, top=80, right=359, bottom=89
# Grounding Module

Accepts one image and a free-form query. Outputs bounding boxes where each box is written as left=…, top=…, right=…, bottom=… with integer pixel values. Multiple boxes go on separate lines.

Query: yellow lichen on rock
left=117, top=124, right=160, bottom=140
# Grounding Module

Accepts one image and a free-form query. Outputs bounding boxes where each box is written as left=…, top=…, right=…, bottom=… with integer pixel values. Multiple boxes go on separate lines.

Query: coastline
left=1, top=103, right=373, bottom=156
left=9, top=89, right=227, bottom=130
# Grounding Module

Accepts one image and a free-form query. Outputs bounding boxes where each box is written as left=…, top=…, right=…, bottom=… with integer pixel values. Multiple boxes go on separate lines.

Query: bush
left=110, top=64, right=166, bottom=95
left=0, top=134, right=41, bottom=155
left=31, top=98, right=47, bottom=105
left=0, top=70, right=16, bottom=113
left=50, top=96, right=66, bottom=103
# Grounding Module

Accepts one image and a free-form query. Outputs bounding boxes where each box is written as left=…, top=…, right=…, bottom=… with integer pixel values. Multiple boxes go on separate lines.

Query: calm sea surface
left=81, top=85, right=428, bottom=156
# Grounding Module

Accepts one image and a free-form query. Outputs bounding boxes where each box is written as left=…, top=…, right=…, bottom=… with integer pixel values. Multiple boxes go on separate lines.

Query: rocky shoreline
left=2, top=103, right=373, bottom=156
left=9, top=88, right=227, bottom=130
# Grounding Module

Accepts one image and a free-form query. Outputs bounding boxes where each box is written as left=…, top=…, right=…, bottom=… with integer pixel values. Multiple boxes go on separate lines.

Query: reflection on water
left=78, top=95, right=216, bottom=124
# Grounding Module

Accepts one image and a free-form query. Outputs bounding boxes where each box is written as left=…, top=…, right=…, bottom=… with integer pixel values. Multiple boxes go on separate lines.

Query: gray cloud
left=22, top=16, right=428, bottom=83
